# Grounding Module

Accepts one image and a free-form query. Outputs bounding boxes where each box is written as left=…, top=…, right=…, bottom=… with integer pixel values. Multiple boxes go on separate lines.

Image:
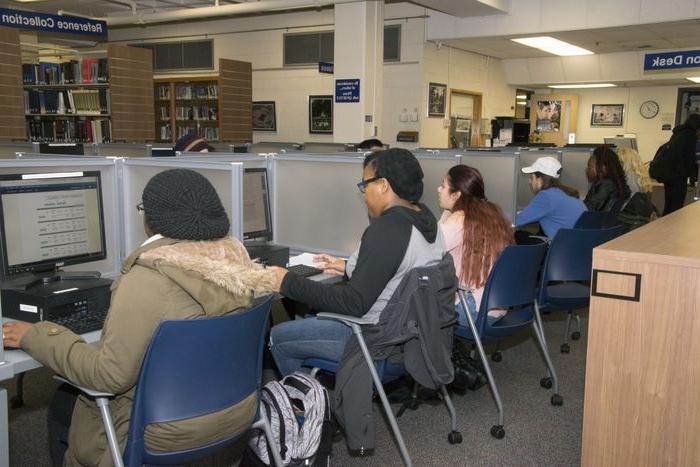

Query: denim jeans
left=270, top=316, right=353, bottom=376
left=456, top=291, right=500, bottom=327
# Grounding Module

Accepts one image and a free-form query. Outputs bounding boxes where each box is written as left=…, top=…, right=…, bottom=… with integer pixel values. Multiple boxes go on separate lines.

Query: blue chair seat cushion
left=541, top=282, right=590, bottom=311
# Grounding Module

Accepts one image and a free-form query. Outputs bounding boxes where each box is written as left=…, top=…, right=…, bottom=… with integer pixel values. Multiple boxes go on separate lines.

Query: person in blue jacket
left=515, top=156, right=586, bottom=240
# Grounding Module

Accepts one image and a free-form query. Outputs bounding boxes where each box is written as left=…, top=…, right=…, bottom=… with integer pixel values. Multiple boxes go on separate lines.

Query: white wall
left=421, top=43, right=516, bottom=147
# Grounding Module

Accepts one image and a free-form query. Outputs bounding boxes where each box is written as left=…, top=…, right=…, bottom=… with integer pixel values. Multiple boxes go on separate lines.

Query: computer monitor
left=0, top=171, right=107, bottom=280
left=151, top=147, right=176, bottom=157
left=604, top=136, right=637, bottom=151
left=243, top=168, right=272, bottom=241
left=39, top=143, right=84, bottom=155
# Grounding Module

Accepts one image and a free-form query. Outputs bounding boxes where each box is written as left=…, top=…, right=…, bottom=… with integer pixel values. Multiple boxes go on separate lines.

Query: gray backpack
left=248, top=372, right=332, bottom=466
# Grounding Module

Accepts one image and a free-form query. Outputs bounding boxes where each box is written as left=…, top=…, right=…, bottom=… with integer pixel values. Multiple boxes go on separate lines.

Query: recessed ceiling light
left=511, top=36, right=594, bottom=56
left=516, top=95, right=528, bottom=99
left=548, top=83, right=616, bottom=89
left=686, top=77, right=700, bottom=83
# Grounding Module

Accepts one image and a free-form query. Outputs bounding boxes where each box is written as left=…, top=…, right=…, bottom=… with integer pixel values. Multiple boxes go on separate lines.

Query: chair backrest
left=574, top=210, right=608, bottom=229
left=476, top=243, right=547, bottom=332
left=124, top=295, right=274, bottom=466
left=541, top=226, right=625, bottom=285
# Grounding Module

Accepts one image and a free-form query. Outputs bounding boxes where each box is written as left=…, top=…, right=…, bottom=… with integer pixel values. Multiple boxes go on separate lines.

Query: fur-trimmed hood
left=134, top=236, right=276, bottom=315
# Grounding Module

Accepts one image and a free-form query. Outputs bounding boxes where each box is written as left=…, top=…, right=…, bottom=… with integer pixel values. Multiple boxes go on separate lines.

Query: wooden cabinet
left=582, top=202, right=700, bottom=466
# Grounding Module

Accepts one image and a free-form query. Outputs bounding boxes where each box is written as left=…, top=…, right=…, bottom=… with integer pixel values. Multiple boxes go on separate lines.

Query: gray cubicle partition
left=459, top=150, right=519, bottom=222
left=121, top=159, right=244, bottom=257
left=0, top=159, right=122, bottom=278
left=177, top=152, right=267, bottom=166
left=250, top=142, right=303, bottom=153
left=302, top=142, right=352, bottom=153
left=16, top=152, right=107, bottom=160
left=413, top=153, right=462, bottom=218
left=95, top=143, right=150, bottom=157
left=560, top=148, right=592, bottom=198
left=0, top=142, right=36, bottom=159
left=272, top=154, right=367, bottom=256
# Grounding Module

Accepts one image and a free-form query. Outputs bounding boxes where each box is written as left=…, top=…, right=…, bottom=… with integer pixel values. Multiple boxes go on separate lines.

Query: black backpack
left=648, top=142, right=675, bottom=182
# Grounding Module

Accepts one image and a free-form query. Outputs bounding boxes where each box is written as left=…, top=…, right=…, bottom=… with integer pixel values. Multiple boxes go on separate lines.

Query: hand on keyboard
left=312, top=254, right=346, bottom=276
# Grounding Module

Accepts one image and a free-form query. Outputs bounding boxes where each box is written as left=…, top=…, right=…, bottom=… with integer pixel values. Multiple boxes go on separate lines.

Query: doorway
left=449, top=90, right=482, bottom=148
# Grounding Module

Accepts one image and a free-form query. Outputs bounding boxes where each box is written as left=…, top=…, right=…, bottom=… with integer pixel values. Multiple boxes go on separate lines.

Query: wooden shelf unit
left=154, top=76, right=219, bottom=144
left=0, top=27, right=25, bottom=141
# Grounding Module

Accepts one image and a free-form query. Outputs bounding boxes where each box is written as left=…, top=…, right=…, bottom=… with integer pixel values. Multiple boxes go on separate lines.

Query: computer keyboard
left=287, top=264, right=323, bottom=278
left=54, top=309, right=108, bottom=335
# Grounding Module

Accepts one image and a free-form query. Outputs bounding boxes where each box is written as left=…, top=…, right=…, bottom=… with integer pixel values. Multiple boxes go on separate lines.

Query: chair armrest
left=53, top=375, right=115, bottom=398
left=316, top=312, right=375, bottom=326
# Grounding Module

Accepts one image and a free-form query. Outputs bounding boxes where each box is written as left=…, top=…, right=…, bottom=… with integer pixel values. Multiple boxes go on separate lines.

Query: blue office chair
left=57, top=296, right=282, bottom=467
left=537, top=225, right=625, bottom=354
left=574, top=210, right=609, bottom=229
left=454, top=243, right=558, bottom=439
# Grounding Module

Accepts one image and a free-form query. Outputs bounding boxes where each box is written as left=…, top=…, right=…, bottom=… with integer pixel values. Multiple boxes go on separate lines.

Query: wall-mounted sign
left=644, top=50, right=700, bottom=71
left=0, top=8, right=107, bottom=37
left=318, top=62, right=334, bottom=74
left=335, top=79, right=360, bottom=103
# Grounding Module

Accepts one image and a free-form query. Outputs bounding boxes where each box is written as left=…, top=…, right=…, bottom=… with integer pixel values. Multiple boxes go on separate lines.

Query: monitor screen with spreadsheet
left=0, top=171, right=106, bottom=279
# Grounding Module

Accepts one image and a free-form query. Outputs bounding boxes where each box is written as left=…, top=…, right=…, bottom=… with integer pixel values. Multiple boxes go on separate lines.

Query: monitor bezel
left=0, top=170, right=108, bottom=279
left=242, top=167, right=273, bottom=241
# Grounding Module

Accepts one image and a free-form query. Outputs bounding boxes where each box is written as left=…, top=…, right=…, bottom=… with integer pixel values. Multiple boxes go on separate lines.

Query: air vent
left=284, top=32, right=334, bottom=66
left=135, top=40, right=213, bottom=71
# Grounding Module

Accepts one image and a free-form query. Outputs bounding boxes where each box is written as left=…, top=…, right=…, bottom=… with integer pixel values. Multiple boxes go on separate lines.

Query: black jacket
left=667, top=124, right=699, bottom=180
left=584, top=178, right=626, bottom=212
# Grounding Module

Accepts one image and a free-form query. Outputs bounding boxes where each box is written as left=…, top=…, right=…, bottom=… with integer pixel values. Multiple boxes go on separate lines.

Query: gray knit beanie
left=142, top=169, right=230, bottom=240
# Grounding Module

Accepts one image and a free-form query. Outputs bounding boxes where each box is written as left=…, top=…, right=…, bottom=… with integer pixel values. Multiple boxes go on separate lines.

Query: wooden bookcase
left=153, top=58, right=252, bottom=144
left=0, top=27, right=25, bottom=141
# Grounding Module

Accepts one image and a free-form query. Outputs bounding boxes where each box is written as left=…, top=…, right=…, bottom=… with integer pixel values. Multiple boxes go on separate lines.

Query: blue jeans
left=270, top=316, right=353, bottom=376
left=456, top=291, right=500, bottom=328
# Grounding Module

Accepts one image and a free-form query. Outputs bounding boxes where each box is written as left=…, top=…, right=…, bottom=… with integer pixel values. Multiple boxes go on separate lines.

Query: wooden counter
left=582, top=201, right=700, bottom=466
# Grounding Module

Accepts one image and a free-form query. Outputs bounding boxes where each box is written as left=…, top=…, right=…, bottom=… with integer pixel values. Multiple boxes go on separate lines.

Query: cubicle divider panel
left=0, top=143, right=35, bottom=159
left=16, top=153, right=107, bottom=160
left=459, top=151, right=518, bottom=222
left=561, top=148, right=592, bottom=199
left=0, top=159, right=122, bottom=278
left=95, top=143, right=151, bottom=157
left=121, top=159, right=242, bottom=257
left=414, top=154, right=461, bottom=218
left=251, top=142, right=303, bottom=153
left=272, top=155, right=367, bottom=257
left=302, top=142, right=352, bottom=153
left=515, top=149, right=563, bottom=211
left=178, top=153, right=267, bottom=167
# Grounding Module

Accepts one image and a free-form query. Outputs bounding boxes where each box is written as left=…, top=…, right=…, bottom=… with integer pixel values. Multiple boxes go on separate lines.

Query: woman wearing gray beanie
left=4, top=169, right=276, bottom=467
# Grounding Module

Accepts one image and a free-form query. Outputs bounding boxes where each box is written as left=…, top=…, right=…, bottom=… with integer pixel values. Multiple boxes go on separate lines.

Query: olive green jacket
left=21, top=236, right=277, bottom=467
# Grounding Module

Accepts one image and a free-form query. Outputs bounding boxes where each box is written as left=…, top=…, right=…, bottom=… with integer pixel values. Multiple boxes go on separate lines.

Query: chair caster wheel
left=490, top=425, right=505, bottom=439
left=540, top=377, right=552, bottom=389
left=448, top=431, right=463, bottom=444
left=571, top=331, right=581, bottom=340
left=9, top=396, right=23, bottom=409
left=491, top=352, right=502, bottom=362
left=551, top=394, right=563, bottom=406
left=560, top=343, right=570, bottom=354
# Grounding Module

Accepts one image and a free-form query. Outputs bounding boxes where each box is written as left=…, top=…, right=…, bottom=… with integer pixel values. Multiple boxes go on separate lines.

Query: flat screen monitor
left=39, top=143, right=84, bottom=155
left=604, top=137, right=637, bottom=151
left=0, top=171, right=106, bottom=279
left=243, top=168, right=272, bottom=241
left=151, top=147, right=176, bottom=157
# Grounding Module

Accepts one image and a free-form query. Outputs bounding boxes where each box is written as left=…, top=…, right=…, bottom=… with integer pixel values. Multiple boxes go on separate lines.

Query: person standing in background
left=662, top=113, right=700, bottom=215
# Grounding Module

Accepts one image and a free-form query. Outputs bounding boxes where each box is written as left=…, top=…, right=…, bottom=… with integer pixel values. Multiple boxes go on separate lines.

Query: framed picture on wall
left=309, top=95, right=333, bottom=133
left=428, top=82, right=447, bottom=117
left=591, top=104, right=624, bottom=127
left=676, top=88, right=700, bottom=126
left=252, top=101, right=276, bottom=131
left=535, top=100, right=562, bottom=132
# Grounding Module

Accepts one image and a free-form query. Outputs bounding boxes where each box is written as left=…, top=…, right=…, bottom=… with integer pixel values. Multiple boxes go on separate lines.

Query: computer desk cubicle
left=0, top=142, right=36, bottom=160
left=560, top=147, right=592, bottom=199
left=458, top=150, right=519, bottom=223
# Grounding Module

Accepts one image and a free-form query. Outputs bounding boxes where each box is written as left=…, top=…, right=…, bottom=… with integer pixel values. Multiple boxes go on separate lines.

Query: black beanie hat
left=142, top=169, right=230, bottom=240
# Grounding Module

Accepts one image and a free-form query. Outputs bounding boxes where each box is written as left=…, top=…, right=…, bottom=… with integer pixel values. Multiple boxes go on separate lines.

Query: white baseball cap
left=521, top=156, right=562, bottom=178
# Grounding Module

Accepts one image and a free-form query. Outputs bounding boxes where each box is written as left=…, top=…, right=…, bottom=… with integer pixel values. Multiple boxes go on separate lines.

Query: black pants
left=47, top=384, right=80, bottom=467
left=663, top=177, right=687, bottom=216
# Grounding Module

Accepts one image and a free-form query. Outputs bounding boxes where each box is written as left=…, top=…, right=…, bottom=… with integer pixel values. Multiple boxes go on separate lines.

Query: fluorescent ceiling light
left=548, top=83, right=616, bottom=89
left=686, top=77, right=700, bottom=83
left=516, top=94, right=528, bottom=99
left=511, top=36, right=594, bottom=56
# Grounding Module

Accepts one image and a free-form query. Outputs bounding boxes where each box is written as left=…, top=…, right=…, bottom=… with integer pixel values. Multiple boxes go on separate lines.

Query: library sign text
left=644, top=50, right=700, bottom=71
left=0, top=8, right=107, bottom=37
left=335, top=79, right=360, bottom=103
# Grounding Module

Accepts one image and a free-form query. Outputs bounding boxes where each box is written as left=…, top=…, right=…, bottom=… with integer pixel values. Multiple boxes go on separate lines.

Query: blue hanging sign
left=0, top=8, right=107, bottom=37
left=319, top=62, right=334, bottom=74
left=644, top=50, right=700, bottom=71
left=335, top=79, right=360, bottom=103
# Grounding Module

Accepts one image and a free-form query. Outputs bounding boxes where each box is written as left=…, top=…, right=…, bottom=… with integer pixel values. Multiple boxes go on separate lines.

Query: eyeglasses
left=357, top=176, right=382, bottom=194
left=136, top=202, right=144, bottom=214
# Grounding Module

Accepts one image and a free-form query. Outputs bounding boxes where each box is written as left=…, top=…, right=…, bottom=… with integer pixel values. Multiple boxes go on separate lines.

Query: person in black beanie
left=4, top=168, right=276, bottom=467
left=174, top=132, right=215, bottom=153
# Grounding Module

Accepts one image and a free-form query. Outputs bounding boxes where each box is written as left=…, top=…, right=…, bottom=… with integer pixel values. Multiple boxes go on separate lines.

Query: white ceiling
left=444, top=20, right=700, bottom=59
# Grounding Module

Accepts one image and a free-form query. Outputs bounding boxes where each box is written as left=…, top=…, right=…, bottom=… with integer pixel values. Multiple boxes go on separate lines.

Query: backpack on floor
left=247, top=372, right=333, bottom=466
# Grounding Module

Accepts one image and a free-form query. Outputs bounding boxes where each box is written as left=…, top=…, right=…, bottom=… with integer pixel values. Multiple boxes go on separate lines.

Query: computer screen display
left=604, top=137, right=637, bottom=151
left=151, top=147, right=176, bottom=157
left=0, top=171, right=106, bottom=278
left=39, top=143, right=84, bottom=155
left=243, top=168, right=272, bottom=240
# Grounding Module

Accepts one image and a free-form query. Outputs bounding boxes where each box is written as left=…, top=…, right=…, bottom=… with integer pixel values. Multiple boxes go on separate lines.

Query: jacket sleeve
left=280, top=215, right=411, bottom=317
left=515, top=192, right=551, bottom=228
left=21, top=266, right=189, bottom=394
left=584, top=181, right=614, bottom=211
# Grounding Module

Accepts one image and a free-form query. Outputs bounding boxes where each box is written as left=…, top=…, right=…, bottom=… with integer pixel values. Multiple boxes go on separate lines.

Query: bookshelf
left=0, top=27, right=25, bottom=141
left=153, top=58, right=252, bottom=144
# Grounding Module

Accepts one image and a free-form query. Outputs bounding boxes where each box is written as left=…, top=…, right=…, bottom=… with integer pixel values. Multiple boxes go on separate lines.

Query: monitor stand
left=2, top=270, right=101, bottom=291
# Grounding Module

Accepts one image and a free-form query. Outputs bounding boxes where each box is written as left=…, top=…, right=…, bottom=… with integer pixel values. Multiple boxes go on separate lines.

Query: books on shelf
left=159, top=124, right=172, bottom=141
left=22, top=58, right=109, bottom=85
left=159, top=105, right=170, bottom=120
left=157, top=85, right=170, bottom=100
left=175, top=105, right=217, bottom=121
left=176, top=125, right=218, bottom=141
left=175, top=83, right=218, bottom=100
left=24, top=89, right=110, bottom=115
left=27, top=117, right=112, bottom=143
